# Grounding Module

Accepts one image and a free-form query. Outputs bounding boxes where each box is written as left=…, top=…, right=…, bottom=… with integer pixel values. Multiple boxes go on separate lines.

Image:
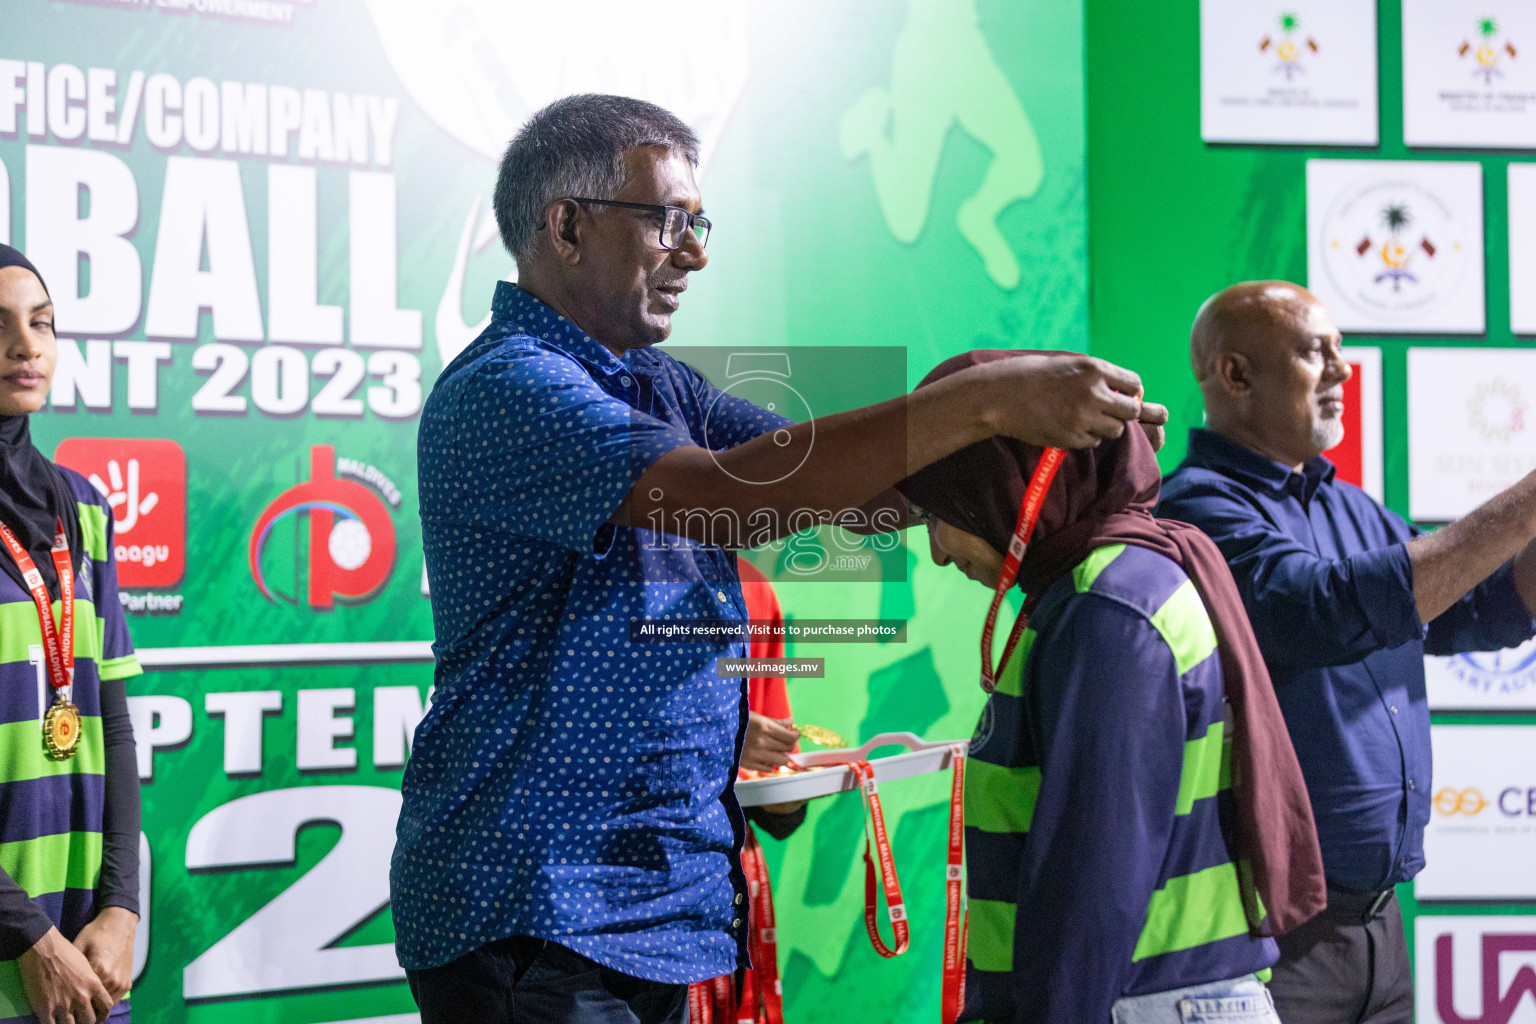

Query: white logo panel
left=1428, top=636, right=1536, bottom=712
left=1415, top=914, right=1536, bottom=1024
left=1418, top=726, right=1536, bottom=902
left=1308, top=160, right=1485, bottom=334
left=1200, top=1, right=1378, bottom=145
left=1404, top=0, right=1536, bottom=149
left=1408, top=348, right=1536, bottom=521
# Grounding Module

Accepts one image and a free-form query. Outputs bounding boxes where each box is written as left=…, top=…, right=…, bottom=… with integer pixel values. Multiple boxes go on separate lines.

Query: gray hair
left=494, top=94, right=701, bottom=263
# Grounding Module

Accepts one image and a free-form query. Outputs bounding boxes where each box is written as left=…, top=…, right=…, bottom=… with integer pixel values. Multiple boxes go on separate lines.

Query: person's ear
left=544, top=199, right=583, bottom=266
left=1217, top=351, right=1253, bottom=397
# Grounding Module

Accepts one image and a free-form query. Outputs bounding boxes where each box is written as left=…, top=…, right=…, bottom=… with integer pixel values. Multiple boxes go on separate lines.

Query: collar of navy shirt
left=1185, top=428, right=1337, bottom=507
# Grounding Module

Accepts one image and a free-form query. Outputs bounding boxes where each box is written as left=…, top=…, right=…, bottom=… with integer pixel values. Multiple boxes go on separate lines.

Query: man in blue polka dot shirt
left=393, top=93, right=1169, bottom=1024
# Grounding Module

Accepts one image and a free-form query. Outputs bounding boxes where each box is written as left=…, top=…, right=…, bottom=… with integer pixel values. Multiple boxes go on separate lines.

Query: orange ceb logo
left=1434, top=787, right=1489, bottom=816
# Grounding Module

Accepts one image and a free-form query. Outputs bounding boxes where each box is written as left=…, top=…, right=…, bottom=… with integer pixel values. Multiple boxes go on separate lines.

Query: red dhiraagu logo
left=1434, top=931, right=1536, bottom=1023
left=54, top=438, right=186, bottom=589
left=1259, top=12, right=1319, bottom=79
left=1460, top=17, right=1518, bottom=84
left=248, top=444, right=396, bottom=607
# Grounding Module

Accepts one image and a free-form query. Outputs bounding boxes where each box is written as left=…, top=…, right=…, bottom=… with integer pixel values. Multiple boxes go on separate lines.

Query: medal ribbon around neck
left=978, top=447, right=1065, bottom=694
left=0, top=517, right=80, bottom=759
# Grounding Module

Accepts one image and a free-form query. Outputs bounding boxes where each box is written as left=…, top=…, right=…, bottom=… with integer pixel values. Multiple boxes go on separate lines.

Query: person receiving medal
left=0, top=244, right=143, bottom=1024
left=897, top=350, right=1324, bottom=1024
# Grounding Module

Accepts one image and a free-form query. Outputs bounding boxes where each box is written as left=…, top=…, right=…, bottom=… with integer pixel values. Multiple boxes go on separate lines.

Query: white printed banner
left=1404, top=0, right=1536, bottom=149
left=1307, top=160, right=1485, bottom=334
left=1200, top=1, right=1378, bottom=145
left=1408, top=348, right=1536, bottom=521
left=1509, top=164, right=1536, bottom=334
left=1428, top=636, right=1536, bottom=711
left=1418, top=726, right=1536, bottom=901
left=1415, top=915, right=1536, bottom=1024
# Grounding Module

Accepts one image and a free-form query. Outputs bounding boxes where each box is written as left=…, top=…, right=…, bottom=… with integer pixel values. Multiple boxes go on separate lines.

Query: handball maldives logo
left=1259, top=12, right=1319, bottom=79
left=1460, top=17, right=1518, bottom=84
left=248, top=445, right=396, bottom=608
left=1320, top=174, right=1471, bottom=320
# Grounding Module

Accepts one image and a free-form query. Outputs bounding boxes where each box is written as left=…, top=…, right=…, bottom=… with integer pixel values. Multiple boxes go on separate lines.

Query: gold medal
left=43, top=700, right=81, bottom=761
left=794, top=723, right=849, bottom=749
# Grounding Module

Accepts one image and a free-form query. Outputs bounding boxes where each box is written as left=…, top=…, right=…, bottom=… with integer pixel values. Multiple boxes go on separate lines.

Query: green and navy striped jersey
left=0, top=468, right=139, bottom=1023
left=961, top=542, right=1277, bottom=1024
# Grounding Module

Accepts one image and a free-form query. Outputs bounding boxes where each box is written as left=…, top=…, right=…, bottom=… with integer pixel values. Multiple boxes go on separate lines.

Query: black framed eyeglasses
left=567, top=198, right=711, bottom=251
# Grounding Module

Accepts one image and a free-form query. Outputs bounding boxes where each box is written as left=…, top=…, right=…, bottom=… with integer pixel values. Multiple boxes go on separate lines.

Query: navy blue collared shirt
left=1158, top=430, right=1535, bottom=891
left=393, top=283, right=790, bottom=980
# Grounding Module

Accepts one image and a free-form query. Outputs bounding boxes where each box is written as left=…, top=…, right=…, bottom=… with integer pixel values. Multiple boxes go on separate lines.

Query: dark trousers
left=406, top=935, right=688, bottom=1024
left=1268, top=888, right=1413, bottom=1024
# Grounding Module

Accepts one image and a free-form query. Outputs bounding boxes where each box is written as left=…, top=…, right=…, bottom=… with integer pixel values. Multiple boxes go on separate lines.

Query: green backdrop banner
left=1085, top=0, right=1536, bottom=993
left=2, top=1, right=1086, bottom=1021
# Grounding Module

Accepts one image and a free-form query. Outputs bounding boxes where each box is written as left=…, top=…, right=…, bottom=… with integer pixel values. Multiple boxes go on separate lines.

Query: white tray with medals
left=735, top=731, right=970, bottom=807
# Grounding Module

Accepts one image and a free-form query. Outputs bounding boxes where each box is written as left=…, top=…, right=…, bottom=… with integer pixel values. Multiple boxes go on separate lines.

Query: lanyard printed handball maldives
left=691, top=447, right=1066, bottom=1024
left=0, top=518, right=82, bottom=760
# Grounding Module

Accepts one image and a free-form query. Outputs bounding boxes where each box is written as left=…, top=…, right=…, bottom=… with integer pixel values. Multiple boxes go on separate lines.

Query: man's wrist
left=927, top=363, right=1000, bottom=443
left=90, top=907, right=137, bottom=934
left=27, top=926, right=65, bottom=959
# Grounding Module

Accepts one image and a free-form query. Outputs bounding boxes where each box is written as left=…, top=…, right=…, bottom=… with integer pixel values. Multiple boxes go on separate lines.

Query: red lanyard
left=0, top=517, right=74, bottom=697
left=688, top=824, right=786, bottom=1024
left=703, top=747, right=969, bottom=1023
left=688, top=978, right=714, bottom=1024
left=978, top=448, right=1064, bottom=693
left=851, top=759, right=910, bottom=958
left=940, top=744, right=968, bottom=1024
left=739, top=827, right=784, bottom=1024
left=850, top=750, right=969, bottom=1022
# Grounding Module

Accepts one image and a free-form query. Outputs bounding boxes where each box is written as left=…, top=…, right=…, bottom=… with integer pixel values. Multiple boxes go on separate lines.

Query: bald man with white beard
left=1156, top=281, right=1536, bottom=1023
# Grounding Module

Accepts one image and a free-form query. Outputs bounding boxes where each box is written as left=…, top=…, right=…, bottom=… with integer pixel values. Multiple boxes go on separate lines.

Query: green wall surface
left=1085, top=0, right=1536, bottom=972
left=2, top=1, right=1087, bottom=1021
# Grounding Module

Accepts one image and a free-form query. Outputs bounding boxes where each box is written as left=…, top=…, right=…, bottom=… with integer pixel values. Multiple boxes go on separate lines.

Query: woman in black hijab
left=0, top=245, right=141, bottom=1024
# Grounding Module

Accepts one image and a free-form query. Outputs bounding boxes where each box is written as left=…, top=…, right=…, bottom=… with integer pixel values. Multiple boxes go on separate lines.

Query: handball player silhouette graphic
left=841, top=0, right=1044, bottom=289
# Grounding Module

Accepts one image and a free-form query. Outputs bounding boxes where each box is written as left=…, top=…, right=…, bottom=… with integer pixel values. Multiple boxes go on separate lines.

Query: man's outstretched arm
left=613, top=353, right=1167, bottom=544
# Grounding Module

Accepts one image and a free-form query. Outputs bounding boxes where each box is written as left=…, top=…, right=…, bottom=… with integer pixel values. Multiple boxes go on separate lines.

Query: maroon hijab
left=900, top=350, right=1325, bottom=936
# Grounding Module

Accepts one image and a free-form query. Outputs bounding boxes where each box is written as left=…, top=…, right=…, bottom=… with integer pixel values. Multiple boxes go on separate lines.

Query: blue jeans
left=406, top=935, right=688, bottom=1024
left=1111, top=973, right=1280, bottom=1024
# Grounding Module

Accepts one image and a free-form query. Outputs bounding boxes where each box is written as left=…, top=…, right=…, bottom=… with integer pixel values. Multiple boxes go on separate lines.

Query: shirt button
left=732, top=918, right=742, bottom=929
left=1390, top=705, right=1399, bottom=715
left=717, top=590, right=728, bottom=601
left=621, top=376, right=633, bottom=387
left=1408, top=778, right=1416, bottom=790
left=734, top=893, right=744, bottom=905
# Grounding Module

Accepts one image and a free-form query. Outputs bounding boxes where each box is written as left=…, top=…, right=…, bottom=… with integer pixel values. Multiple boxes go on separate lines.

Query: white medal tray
left=735, top=732, right=969, bottom=807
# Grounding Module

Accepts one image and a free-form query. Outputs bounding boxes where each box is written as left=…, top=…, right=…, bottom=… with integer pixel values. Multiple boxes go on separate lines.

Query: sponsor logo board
left=1418, top=725, right=1536, bottom=901
left=1200, top=1, right=1378, bottom=145
left=54, top=437, right=186, bottom=589
left=1507, top=164, right=1536, bottom=335
left=1404, top=0, right=1536, bottom=149
left=1416, top=914, right=1536, bottom=1024
left=1428, top=635, right=1536, bottom=711
left=1308, top=160, right=1485, bottom=334
left=1408, top=348, right=1536, bottom=521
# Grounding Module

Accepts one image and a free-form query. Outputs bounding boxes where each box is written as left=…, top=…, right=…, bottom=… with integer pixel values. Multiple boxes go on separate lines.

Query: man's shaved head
left=1190, top=280, right=1351, bottom=470
left=1191, top=281, right=1319, bottom=382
